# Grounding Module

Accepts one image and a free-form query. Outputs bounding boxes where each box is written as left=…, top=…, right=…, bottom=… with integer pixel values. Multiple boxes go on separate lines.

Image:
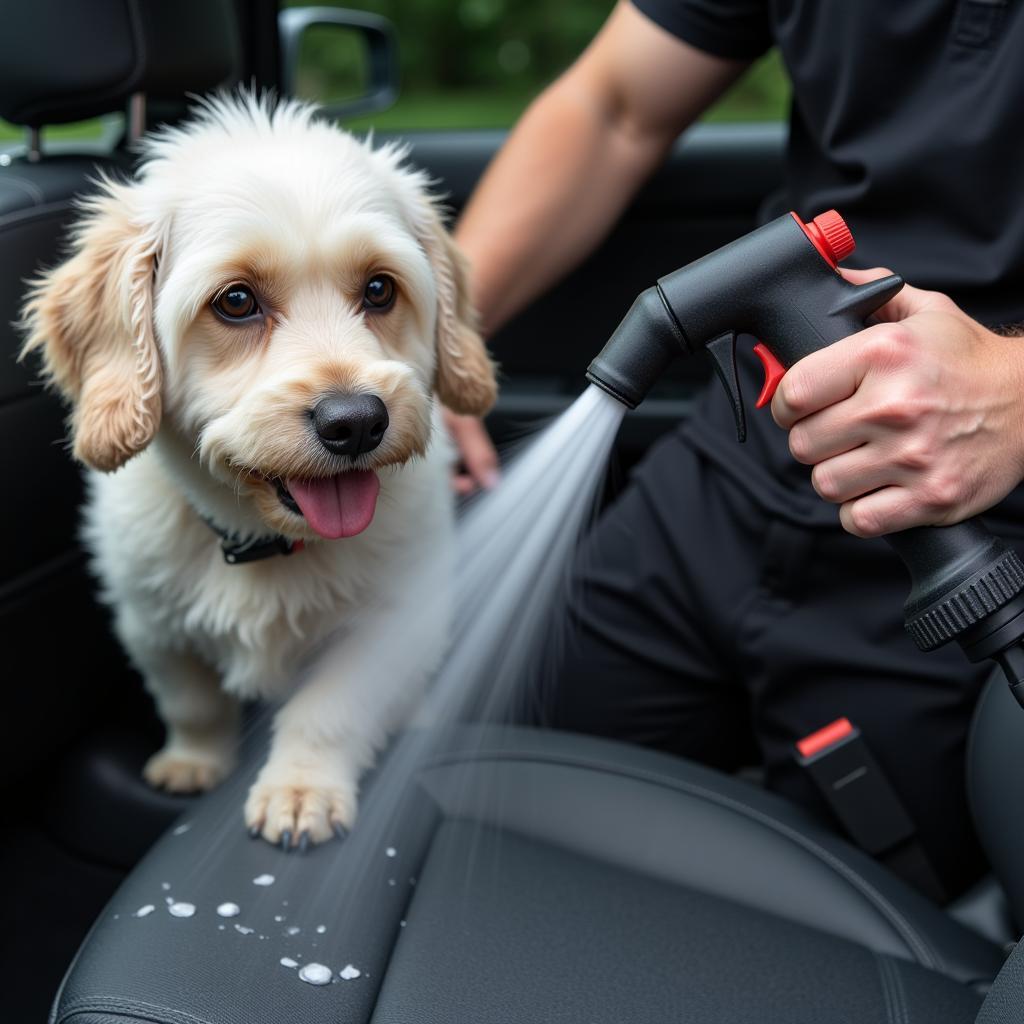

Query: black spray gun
left=586, top=210, right=1024, bottom=707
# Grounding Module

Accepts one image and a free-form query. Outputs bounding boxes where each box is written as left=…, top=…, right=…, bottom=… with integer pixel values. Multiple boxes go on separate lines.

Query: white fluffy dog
left=21, top=95, right=496, bottom=848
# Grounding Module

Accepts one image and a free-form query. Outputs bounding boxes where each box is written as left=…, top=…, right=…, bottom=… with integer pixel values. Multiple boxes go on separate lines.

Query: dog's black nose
left=311, top=393, right=389, bottom=456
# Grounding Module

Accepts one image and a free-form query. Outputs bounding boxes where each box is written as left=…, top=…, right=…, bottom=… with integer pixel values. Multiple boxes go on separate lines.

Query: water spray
left=586, top=210, right=1024, bottom=707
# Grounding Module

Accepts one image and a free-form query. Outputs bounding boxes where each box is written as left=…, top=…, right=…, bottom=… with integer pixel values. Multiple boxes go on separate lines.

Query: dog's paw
left=244, top=765, right=357, bottom=850
left=144, top=747, right=233, bottom=793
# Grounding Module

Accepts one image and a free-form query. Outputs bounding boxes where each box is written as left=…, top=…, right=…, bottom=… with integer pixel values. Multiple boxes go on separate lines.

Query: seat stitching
left=0, top=197, right=75, bottom=232
left=1, top=173, right=46, bottom=204
left=888, top=958, right=911, bottom=1024
left=57, top=995, right=216, bottom=1024
left=876, top=953, right=899, bottom=1024
left=425, top=746, right=941, bottom=970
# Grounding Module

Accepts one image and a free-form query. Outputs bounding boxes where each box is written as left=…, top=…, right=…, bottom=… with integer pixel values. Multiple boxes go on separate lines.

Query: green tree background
left=289, top=0, right=790, bottom=130
left=0, top=2, right=789, bottom=142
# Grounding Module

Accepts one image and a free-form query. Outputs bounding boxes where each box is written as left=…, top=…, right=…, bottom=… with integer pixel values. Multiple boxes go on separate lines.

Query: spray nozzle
left=585, top=211, right=903, bottom=440
left=585, top=286, right=688, bottom=410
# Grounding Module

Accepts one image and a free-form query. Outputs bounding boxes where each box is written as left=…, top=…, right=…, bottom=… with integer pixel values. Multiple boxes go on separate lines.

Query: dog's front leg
left=245, top=588, right=449, bottom=848
left=134, top=644, right=240, bottom=793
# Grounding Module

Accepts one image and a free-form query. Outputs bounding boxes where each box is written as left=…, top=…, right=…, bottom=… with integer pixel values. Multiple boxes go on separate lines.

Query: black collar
left=202, top=516, right=303, bottom=565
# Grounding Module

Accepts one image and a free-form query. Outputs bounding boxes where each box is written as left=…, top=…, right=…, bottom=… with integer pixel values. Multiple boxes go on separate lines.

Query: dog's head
left=21, top=94, right=496, bottom=540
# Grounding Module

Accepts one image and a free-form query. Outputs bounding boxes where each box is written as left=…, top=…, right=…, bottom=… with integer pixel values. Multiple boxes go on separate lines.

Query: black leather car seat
left=0, top=0, right=239, bottom=835
left=49, top=705, right=1024, bottom=1023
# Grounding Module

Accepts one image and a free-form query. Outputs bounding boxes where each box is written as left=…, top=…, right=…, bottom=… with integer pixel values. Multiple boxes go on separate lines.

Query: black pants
left=546, top=420, right=998, bottom=899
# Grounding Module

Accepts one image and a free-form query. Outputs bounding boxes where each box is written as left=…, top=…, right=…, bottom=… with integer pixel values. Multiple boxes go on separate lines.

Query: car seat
left=48, top=670, right=1024, bottom=1023
left=0, top=0, right=240, bottom=856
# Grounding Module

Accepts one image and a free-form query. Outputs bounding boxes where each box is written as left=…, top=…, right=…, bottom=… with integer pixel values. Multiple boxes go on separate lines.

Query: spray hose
left=586, top=211, right=1024, bottom=707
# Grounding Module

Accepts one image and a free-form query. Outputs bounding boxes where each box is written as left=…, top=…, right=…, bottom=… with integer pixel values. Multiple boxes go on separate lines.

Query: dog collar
left=202, top=516, right=304, bottom=565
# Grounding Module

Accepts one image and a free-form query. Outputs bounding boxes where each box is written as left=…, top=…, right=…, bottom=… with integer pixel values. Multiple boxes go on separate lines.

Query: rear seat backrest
left=0, top=0, right=240, bottom=783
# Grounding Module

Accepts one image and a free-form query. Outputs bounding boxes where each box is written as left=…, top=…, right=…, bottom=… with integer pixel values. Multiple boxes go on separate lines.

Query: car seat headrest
left=0, top=0, right=240, bottom=128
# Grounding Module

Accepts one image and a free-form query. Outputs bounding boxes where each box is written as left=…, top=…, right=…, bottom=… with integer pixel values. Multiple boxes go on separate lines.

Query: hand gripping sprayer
left=586, top=211, right=1024, bottom=707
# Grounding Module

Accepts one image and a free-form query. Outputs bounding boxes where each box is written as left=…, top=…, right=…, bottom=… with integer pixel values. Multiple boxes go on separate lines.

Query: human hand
left=442, top=406, right=501, bottom=496
left=771, top=268, right=1024, bottom=537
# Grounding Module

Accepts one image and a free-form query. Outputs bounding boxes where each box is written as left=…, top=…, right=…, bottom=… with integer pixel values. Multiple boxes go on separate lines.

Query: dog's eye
left=363, top=275, right=396, bottom=311
left=213, top=285, right=260, bottom=321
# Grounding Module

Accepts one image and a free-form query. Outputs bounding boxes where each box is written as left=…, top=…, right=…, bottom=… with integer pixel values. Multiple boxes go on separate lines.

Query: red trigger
left=753, top=342, right=786, bottom=409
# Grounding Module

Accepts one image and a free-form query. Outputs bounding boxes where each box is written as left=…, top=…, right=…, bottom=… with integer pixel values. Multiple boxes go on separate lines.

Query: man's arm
left=447, top=1, right=749, bottom=491
left=455, top=0, right=750, bottom=336
left=772, top=270, right=1024, bottom=537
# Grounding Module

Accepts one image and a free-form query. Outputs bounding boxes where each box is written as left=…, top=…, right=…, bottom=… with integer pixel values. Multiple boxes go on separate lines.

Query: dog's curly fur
left=20, top=94, right=496, bottom=846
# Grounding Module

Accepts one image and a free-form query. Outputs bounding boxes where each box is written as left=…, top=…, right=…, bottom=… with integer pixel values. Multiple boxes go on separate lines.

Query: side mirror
left=279, top=6, right=398, bottom=121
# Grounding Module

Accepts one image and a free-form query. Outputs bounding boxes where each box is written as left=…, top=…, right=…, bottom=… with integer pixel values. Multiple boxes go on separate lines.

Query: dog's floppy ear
left=419, top=208, right=497, bottom=417
left=20, top=181, right=163, bottom=472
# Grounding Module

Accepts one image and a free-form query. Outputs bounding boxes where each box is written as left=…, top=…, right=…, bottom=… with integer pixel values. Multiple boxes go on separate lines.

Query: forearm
left=455, top=78, right=664, bottom=335
left=455, top=2, right=747, bottom=335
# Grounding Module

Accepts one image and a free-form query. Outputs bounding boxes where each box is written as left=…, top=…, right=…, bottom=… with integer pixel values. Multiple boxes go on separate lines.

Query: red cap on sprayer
left=791, top=209, right=856, bottom=267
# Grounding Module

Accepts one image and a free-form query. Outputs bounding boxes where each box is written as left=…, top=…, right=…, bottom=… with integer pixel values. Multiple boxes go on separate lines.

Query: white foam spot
left=280, top=957, right=299, bottom=969
left=298, top=962, right=332, bottom=986
left=274, top=914, right=285, bottom=922
left=253, top=874, right=275, bottom=886
left=339, top=964, right=361, bottom=981
left=161, top=882, right=171, bottom=891
left=234, top=924, right=254, bottom=935
left=218, top=925, right=225, bottom=930
left=172, top=823, right=191, bottom=836
left=168, top=902, right=196, bottom=918
left=315, top=925, right=326, bottom=934
left=216, top=902, right=241, bottom=918
left=385, top=847, right=397, bottom=858
left=285, top=925, right=301, bottom=936
left=388, top=879, right=396, bottom=886
left=134, top=905, right=155, bottom=918
left=399, top=920, right=407, bottom=928
left=165, top=897, right=174, bottom=905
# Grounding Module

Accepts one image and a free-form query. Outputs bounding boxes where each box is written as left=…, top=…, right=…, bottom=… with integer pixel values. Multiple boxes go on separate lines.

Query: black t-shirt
left=633, top=0, right=1024, bottom=325
left=631, top=0, right=1024, bottom=534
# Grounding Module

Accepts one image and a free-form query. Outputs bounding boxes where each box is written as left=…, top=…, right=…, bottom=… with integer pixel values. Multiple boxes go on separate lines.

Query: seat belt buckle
left=794, top=718, right=915, bottom=857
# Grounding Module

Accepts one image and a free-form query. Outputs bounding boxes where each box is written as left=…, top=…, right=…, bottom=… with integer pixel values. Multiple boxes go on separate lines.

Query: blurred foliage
left=295, top=24, right=370, bottom=106
left=292, top=0, right=615, bottom=94
left=0, top=3, right=789, bottom=142
left=288, top=0, right=790, bottom=130
left=0, top=117, right=115, bottom=142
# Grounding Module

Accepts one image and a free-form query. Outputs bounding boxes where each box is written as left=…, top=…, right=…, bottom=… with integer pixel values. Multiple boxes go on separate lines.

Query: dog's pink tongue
left=286, top=471, right=380, bottom=539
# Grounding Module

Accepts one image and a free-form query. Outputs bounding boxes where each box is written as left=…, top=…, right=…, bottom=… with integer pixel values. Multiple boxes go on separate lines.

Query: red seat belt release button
left=796, top=717, right=854, bottom=758
left=753, top=342, right=786, bottom=409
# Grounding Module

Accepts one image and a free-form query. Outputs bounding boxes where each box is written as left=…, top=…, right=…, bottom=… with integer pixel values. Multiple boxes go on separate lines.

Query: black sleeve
left=631, top=0, right=773, bottom=60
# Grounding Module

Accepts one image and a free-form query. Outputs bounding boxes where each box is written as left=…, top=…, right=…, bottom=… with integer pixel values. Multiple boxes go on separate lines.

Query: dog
left=20, top=94, right=496, bottom=848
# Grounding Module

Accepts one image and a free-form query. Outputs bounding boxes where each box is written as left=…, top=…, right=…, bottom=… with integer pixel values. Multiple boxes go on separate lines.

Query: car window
left=284, top=0, right=790, bottom=131
left=0, top=4, right=789, bottom=150
left=0, top=114, right=124, bottom=155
